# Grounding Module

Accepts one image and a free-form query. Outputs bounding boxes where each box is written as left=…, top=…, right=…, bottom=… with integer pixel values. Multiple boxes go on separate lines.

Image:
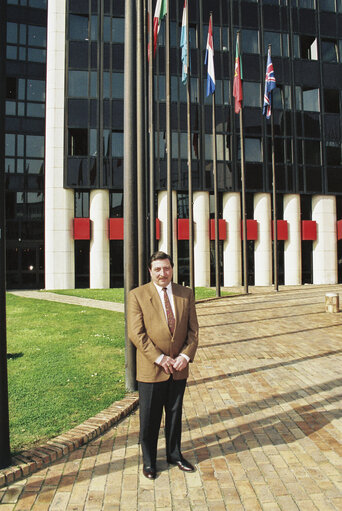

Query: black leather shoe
left=143, top=465, right=156, bottom=479
left=167, top=457, right=195, bottom=472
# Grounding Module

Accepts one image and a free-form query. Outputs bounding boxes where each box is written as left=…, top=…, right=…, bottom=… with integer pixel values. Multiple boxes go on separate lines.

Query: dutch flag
left=204, top=17, right=215, bottom=96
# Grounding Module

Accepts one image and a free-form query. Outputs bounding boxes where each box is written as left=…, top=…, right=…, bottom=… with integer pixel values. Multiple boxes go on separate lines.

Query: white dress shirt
left=153, top=282, right=190, bottom=365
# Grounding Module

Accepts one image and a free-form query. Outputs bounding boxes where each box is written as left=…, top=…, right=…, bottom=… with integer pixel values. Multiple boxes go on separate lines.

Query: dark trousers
left=138, top=376, right=187, bottom=468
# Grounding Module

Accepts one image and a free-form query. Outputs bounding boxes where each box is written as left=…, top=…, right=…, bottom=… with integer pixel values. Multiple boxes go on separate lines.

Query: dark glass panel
left=68, top=129, right=88, bottom=156
left=303, top=113, right=320, bottom=137
left=68, top=99, right=89, bottom=126
left=110, top=240, right=123, bottom=287
left=109, top=192, right=123, bottom=217
left=69, top=41, right=89, bottom=68
left=324, top=89, right=339, bottom=113
left=75, top=240, right=90, bottom=288
left=327, top=167, right=342, bottom=192
left=304, top=140, right=321, bottom=165
left=306, top=166, right=322, bottom=192
left=69, top=14, right=89, bottom=40
left=245, top=163, right=263, bottom=190
left=69, top=0, right=89, bottom=14
left=67, top=157, right=89, bottom=187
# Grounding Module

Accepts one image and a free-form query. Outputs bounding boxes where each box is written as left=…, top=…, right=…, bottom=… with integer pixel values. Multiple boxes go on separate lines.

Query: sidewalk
left=1, top=284, right=342, bottom=510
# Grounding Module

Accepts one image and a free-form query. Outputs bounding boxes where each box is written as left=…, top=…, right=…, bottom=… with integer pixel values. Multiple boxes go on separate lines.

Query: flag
left=153, top=0, right=167, bottom=56
left=204, top=17, right=215, bottom=96
left=263, top=48, right=276, bottom=119
left=180, top=1, right=188, bottom=84
left=233, top=37, right=243, bottom=114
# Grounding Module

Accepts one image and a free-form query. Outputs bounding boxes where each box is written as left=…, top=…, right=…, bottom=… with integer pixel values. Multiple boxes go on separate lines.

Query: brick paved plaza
left=1, top=285, right=342, bottom=510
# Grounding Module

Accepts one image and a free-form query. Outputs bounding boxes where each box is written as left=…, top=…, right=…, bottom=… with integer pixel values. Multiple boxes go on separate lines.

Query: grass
left=48, top=287, right=234, bottom=302
left=6, top=293, right=126, bottom=453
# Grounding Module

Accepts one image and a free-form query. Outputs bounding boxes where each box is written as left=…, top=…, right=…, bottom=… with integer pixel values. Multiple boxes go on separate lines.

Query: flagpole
left=148, top=0, right=155, bottom=254
left=0, top=8, right=11, bottom=463
left=166, top=0, right=172, bottom=257
left=269, top=46, right=278, bottom=292
left=209, top=13, right=220, bottom=297
left=185, top=1, right=194, bottom=293
left=237, top=31, right=248, bottom=294
left=137, top=0, right=146, bottom=285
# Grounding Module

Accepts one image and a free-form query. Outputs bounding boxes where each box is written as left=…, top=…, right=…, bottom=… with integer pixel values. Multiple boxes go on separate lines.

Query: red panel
left=109, top=218, right=124, bottom=240
left=241, top=219, right=258, bottom=240
left=156, top=218, right=160, bottom=240
left=337, top=220, right=342, bottom=240
left=301, top=220, right=317, bottom=241
left=210, top=219, right=227, bottom=240
left=271, top=220, right=288, bottom=241
left=73, top=218, right=91, bottom=240
left=178, top=219, right=189, bottom=240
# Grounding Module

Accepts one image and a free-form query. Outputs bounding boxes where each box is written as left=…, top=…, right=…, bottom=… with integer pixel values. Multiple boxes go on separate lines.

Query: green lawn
left=49, top=287, right=234, bottom=302
left=6, top=294, right=126, bottom=453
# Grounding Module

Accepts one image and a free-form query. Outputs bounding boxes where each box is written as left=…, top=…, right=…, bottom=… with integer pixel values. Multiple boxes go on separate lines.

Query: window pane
left=68, top=70, right=88, bottom=97
left=112, top=132, right=124, bottom=157
left=112, top=72, right=124, bottom=99
left=303, top=88, right=320, bottom=111
left=7, top=22, right=18, bottom=43
left=27, top=79, right=45, bottom=101
left=26, top=136, right=44, bottom=158
left=243, top=82, right=261, bottom=107
left=321, top=40, right=337, bottom=62
left=28, top=25, right=46, bottom=47
left=69, top=14, right=89, bottom=40
left=112, top=18, right=124, bottom=43
left=245, top=138, right=262, bottom=162
left=242, top=29, right=259, bottom=54
left=264, top=32, right=281, bottom=56
left=27, top=103, right=45, bottom=117
left=320, top=0, right=335, bottom=10
left=27, top=48, right=46, bottom=62
left=5, top=134, right=15, bottom=156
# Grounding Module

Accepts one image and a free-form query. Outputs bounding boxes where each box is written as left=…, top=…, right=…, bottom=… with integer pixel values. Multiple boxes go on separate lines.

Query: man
left=127, top=251, right=199, bottom=479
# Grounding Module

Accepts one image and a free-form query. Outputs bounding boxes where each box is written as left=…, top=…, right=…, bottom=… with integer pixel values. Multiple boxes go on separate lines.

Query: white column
left=222, top=192, right=242, bottom=287
left=157, top=191, right=178, bottom=278
left=254, top=193, right=272, bottom=286
left=45, top=0, right=74, bottom=290
left=89, top=190, right=110, bottom=288
left=312, top=195, right=337, bottom=284
left=158, top=190, right=168, bottom=253
left=193, top=191, right=210, bottom=287
left=283, top=194, right=301, bottom=285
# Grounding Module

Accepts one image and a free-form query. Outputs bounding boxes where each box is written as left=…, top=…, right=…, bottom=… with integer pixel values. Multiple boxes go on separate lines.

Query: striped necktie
left=162, top=287, right=175, bottom=335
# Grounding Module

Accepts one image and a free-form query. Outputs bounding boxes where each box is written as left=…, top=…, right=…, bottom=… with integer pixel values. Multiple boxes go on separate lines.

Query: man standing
left=127, top=251, right=199, bottom=479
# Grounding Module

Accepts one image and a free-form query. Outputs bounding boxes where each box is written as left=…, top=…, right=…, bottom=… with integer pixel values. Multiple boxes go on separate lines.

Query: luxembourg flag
left=204, top=17, right=215, bottom=96
left=153, top=0, right=167, bottom=56
left=180, top=1, right=188, bottom=84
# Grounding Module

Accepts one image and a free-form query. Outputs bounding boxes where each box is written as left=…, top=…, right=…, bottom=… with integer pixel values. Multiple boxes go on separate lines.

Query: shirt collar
left=153, top=281, right=173, bottom=293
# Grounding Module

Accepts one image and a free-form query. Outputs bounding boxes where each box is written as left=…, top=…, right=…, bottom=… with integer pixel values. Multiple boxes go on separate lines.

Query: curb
left=0, top=393, right=139, bottom=489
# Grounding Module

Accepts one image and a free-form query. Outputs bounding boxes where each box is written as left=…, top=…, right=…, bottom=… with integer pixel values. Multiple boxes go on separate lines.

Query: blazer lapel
left=172, top=283, right=184, bottom=334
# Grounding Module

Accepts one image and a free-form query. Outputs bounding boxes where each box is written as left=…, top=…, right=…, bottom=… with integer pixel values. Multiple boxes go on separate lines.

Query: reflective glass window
left=321, top=40, right=338, bottom=62
left=242, top=29, right=259, bottom=54
left=245, top=138, right=262, bottom=162
left=112, top=131, right=124, bottom=157
left=28, top=25, right=46, bottom=47
left=112, top=18, right=124, bottom=43
left=27, top=79, right=45, bottom=101
left=68, top=70, right=88, bottom=97
left=27, top=48, right=46, bottom=62
left=303, top=88, right=320, bottom=112
left=320, top=0, right=335, bottom=10
left=69, top=14, right=89, bottom=40
left=112, top=72, right=124, bottom=98
left=7, top=23, right=18, bottom=43
left=243, top=82, right=261, bottom=107
left=26, top=136, right=45, bottom=158
left=264, top=32, right=281, bottom=56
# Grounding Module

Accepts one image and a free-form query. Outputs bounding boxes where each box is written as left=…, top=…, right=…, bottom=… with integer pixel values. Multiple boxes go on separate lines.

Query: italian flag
left=153, top=0, right=167, bottom=56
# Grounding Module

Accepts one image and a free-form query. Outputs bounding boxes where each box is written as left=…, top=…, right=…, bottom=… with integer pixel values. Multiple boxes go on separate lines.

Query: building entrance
left=6, top=242, right=44, bottom=290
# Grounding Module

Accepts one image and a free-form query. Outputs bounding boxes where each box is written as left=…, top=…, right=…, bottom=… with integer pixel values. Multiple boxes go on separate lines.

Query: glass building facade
left=4, top=0, right=342, bottom=289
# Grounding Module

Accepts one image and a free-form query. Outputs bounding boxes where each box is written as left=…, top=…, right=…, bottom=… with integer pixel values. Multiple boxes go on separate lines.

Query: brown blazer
left=127, top=281, right=199, bottom=383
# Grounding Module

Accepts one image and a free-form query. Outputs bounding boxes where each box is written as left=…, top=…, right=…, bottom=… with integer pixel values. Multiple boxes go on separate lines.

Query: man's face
left=149, top=258, right=173, bottom=287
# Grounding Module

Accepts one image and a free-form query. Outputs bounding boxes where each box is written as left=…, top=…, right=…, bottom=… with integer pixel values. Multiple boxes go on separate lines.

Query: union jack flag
left=263, top=48, right=276, bottom=119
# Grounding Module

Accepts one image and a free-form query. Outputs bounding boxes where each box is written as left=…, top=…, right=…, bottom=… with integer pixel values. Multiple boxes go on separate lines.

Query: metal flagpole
left=166, top=0, right=172, bottom=257
left=237, top=31, right=248, bottom=294
left=137, top=0, right=147, bottom=285
left=148, top=0, right=155, bottom=254
left=210, top=12, right=220, bottom=297
left=268, top=45, right=278, bottom=292
left=186, top=0, right=195, bottom=293
left=0, top=2, right=11, bottom=464
left=124, top=0, right=138, bottom=392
